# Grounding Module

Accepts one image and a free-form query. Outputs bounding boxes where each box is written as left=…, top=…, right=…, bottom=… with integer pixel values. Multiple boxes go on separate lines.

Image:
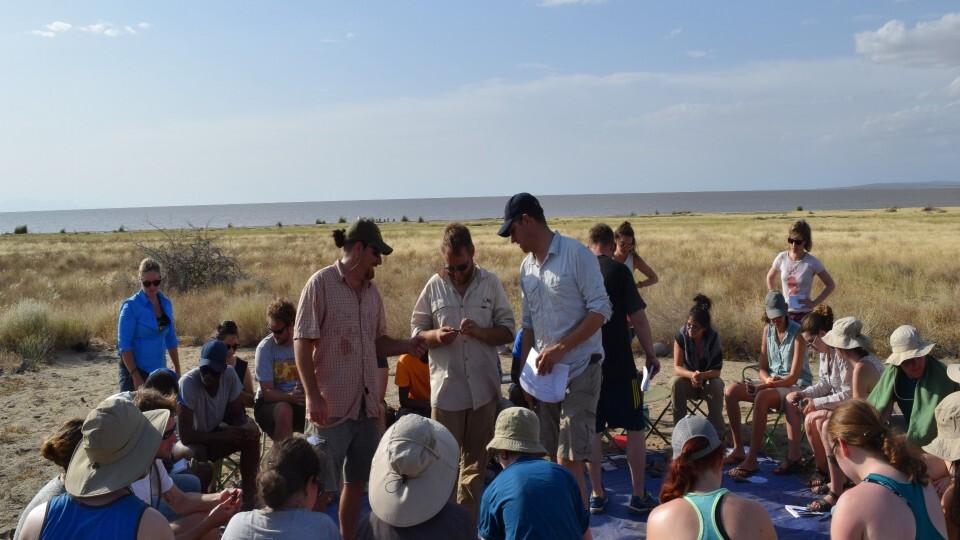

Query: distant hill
left=841, top=181, right=960, bottom=190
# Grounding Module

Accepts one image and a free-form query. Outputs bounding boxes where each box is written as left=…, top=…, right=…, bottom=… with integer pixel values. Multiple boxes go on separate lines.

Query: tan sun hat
left=886, top=325, right=935, bottom=366
left=821, top=317, right=873, bottom=350
left=487, top=407, right=546, bottom=455
left=923, top=393, right=960, bottom=462
left=65, top=398, right=169, bottom=497
left=368, top=414, right=459, bottom=528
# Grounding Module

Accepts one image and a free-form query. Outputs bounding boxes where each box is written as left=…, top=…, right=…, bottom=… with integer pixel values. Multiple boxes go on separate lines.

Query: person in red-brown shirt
left=293, top=219, right=427, bottom=540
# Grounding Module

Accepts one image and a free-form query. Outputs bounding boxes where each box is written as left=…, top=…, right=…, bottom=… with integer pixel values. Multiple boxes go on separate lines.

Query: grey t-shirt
left=179, top=367, right=242, bottom=433
left=222, top=508, right=342, bottom=540
left=254, top=334, right=299, bottom=394
left=14, top=475, right=65, bottom=540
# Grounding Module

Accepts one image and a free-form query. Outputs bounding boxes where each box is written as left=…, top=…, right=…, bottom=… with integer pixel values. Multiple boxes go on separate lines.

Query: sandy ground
left=0, top=343, right=790, bottom=534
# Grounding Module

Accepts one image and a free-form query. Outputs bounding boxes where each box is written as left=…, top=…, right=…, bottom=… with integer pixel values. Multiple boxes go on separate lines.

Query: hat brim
left=496, top=217, right=514, bottom=238
left=765, top=308, right=787, bottom=319
left=368, top=418, right=459, bottom=528
left=65, top=408, right=168, bottom=497
left=486, top=436, right=547, bottom=456
left=946, top=364, right=960, bottom=384
left=923, top=436, right=960, bottom=462
left=821, top=334, right=873, bottom=350
left=198, top=358, right=226, bottom=373
left=885, top=341, right=936, bottom=365
left=369, top=239, right=393, bottom=256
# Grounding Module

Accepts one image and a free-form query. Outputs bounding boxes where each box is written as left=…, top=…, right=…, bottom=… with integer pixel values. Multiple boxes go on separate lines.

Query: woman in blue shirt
left=117, top=258, right=180, bottom=391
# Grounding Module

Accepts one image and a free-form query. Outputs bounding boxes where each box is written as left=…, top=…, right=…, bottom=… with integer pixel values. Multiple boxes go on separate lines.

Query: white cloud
left=687, top=50, right=711, bottom=59
left=667, top=27, right=682, bottom=39
left=45, top=21, right=72, bottom=32
left=537, top=0, right=605, bottom=6
left=80, top=22, right=108, bottom=35
left=346, top=32, right=355, bottom=39
left=30, top=30, right=55, bottom=38
left=855, top=12, right=960, bottom=67
left=137, top=22, right=152, bottom=30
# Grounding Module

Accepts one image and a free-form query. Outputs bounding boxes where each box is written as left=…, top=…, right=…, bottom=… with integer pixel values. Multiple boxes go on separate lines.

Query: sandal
left=807, top=469, right=829, bottom=488
left=773, top=459, right=804, bottom=475
left=728, top=466, right=758, bottom=481
left=811, top=483, right=831, bottom=495
left=806, top=491, right=838, bottom=513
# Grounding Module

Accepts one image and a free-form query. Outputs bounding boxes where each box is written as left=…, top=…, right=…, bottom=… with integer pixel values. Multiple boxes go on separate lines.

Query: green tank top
left=862, top=473, right=945, bottom=540
left=682, top=488, right=731, bottom=540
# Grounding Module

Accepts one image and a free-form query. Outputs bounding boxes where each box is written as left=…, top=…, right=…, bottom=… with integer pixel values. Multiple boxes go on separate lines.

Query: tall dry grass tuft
left=0, top=208, right=958, bottom=362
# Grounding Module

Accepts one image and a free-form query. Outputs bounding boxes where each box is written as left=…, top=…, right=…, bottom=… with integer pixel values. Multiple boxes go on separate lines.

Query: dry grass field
left=1, top=206, right=959, bottom=369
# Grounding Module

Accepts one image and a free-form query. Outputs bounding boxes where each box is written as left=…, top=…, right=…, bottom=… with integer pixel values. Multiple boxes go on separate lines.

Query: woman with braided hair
left=828, top=399, right=947, bottom=539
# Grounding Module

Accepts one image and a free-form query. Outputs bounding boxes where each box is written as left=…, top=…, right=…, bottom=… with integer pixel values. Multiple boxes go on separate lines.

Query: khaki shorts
left=304, top=412, right=379, bottom=492
left=539, top=362, right=601, bottom=462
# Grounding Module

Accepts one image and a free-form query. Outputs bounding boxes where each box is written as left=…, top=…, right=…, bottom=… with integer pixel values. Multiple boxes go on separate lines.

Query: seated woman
left=790, top=314, right=884, bottom=512
left=828, top=399, right=947, bottom=539
left=216, top=320, right=254, bottom=408
left=723, top=290, right=811, bottom=479
left=222, top=436, right=340, bottom=540
left=13, top=418, right=83, bottom=540
left=923, top=384, right=960, bottom=540
left=647, top=415, right=776, bottom=540
left=670, top=294, right=725, bottom=438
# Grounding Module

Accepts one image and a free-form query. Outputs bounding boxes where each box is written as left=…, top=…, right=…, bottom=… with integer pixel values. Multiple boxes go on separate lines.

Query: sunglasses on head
left=142, top=279, right=162, bottom=287
left=444, top=263, right=470, bottom=273
left=787, top=237, right=804, bottom=245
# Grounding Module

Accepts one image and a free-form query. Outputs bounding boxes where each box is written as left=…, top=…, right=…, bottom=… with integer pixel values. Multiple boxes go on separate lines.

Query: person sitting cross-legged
left=174, top=340, right=260, bottom=509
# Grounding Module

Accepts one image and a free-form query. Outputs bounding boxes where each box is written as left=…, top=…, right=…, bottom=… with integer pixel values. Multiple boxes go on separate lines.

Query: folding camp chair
left=741, top=364, right=787, bottom=459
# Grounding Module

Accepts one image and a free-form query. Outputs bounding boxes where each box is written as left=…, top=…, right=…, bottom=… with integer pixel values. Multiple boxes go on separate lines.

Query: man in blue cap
left=174, top=339, right=260, bottom=509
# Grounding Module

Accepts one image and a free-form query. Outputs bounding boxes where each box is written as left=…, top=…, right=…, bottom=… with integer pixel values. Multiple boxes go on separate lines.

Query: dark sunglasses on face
left=225, top=343, right=239, bottom=351
left=269, top=324, right=287, bottom=335
left=162, top=427, right=177, bottom=440
left=444, top=263, right=470, bottom=273
left=142, top=279, right=162, bottom=287
left=787, top=237, right=804, bottom=245
left=199, top=366, right=221, bottom=378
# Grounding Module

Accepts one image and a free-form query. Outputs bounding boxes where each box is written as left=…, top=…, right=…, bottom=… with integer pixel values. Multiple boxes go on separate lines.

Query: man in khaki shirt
left=411, top=222, right=515, bottom=522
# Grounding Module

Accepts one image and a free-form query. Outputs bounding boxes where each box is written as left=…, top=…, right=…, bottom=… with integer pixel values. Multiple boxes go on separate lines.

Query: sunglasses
left=787, top=237, right=804, bottom=245
left=199, top=366, right=222, bottom=378
left=804, top=335, right=818, bottom=348
left=141, top=279, right=162, bottom=288
left=444, top=263, right=470, bottom=273
left=162, top=427, right=177, bottom=440
left=269, top=324, right=288, bottom=335
left=686, top=322, right=703, bottom=332
left=225, top=343, right=239, bottom=351
left=364, top=244, right=381, bottom=258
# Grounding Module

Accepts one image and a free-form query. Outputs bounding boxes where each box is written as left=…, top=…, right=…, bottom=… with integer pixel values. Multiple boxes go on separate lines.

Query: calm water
left=2, top=188, right=959, bottom=234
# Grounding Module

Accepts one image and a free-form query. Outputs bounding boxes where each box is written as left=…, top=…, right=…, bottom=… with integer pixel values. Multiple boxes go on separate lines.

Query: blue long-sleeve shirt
left=117, top=289, right=178, bottom=373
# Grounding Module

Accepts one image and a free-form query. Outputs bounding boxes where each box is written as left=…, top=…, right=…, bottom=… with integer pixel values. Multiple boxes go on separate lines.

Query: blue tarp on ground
left=324, top=449, right=832, bottom=539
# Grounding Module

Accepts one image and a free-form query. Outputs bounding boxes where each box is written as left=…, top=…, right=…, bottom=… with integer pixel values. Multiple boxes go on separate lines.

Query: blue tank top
left=765, top=320, right=812, bottom=386
left=862, top=473, right=945, bottom=540
left=39, top=492, right=147, bottom=540
left=683, top=488, right=731, bottom=540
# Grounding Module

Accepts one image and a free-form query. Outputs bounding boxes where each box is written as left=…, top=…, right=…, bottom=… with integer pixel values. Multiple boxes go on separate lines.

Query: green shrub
left=276, top=221, right=283, bottom=228
left=14, top=225, right=27, bottom=234
left=418, top=216, right=425, bottom=223
left=0, top=299, right=56, bottom=363
left=338, top=216, right=347, bottom=224
left=796, top=205, right=803, bottom=212
left=401, top=215, right=409, bottom=222
left=60, top=228, right=66, bottom=234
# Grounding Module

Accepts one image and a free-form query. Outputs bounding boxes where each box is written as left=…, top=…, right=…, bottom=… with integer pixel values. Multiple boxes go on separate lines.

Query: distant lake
left=2, top=187, right=959, bottom=234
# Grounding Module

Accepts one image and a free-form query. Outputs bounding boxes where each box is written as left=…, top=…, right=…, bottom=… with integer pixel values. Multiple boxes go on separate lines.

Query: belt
left=589, top=353, right=602, bottom=364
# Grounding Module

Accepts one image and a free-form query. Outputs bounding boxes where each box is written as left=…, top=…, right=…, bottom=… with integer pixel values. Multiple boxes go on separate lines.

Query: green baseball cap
left=347, top=219, right=393, bottom=255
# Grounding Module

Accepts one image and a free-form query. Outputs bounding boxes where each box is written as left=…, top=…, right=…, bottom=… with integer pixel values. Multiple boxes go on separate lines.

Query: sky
left=1, top=1, right=959, bottom=212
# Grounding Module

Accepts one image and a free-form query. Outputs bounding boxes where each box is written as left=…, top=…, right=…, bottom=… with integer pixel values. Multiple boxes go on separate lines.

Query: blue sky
left=1, top=1, right=959, bottom=211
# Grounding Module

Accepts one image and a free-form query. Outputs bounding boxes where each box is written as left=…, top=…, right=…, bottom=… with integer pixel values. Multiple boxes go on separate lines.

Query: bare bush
left=135, top=224, right=244, bottom=293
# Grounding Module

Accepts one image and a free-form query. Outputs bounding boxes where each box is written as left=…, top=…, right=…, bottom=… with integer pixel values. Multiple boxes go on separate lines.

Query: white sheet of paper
left=640, top=365, right=651, bottom=392
left=788, top=294, right=806, bottom=310
left=519, top=347, right=569, bottom=403
left=170, top=458, right=189, bottom=474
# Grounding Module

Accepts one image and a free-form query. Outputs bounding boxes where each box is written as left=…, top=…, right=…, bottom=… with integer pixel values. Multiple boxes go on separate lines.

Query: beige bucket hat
left=923, top=393, right=960, bottom=462
left=65, top=398, right=169, bottom=497
left=886, top=325, right=935, bottom=366
left=821, top=317, right=873, bottom=350
left=487, top=407, right=547, bottom=455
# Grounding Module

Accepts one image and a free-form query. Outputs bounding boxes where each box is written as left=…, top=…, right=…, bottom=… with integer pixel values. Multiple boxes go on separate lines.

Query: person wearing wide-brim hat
left=478, top=408, right=592, bottom=540
left=19, top=399, right=175, bottom=540
left=867, top=325, right=960, bottom=446
left=357, top=415, right=474, bottom=538
left=923, top=392, right=960, bottom=540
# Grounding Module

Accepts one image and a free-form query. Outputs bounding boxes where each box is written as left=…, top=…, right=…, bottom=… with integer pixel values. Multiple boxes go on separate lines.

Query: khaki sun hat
left=821, top=317, right=873, bottom=350
left=886, top=325, right=935, bottom=366
left=487, top=407, right=546, bottom=455
left=923, top=393, right=960, bottom=462
left=368, top=415, right=459, bottom=528
left=65, top=398, right=169, bottom=497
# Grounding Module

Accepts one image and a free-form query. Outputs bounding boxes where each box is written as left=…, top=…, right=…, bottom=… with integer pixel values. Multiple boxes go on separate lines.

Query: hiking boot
left=627, top=491, right=659, bottom=514
left=589, top=491, right=610, bottom=515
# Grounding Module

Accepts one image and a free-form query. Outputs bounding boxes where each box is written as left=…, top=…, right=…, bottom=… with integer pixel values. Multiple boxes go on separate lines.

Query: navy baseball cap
left=497, top=193, right=543, bottom=237
left=198, top=340, right=228, bottom=373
